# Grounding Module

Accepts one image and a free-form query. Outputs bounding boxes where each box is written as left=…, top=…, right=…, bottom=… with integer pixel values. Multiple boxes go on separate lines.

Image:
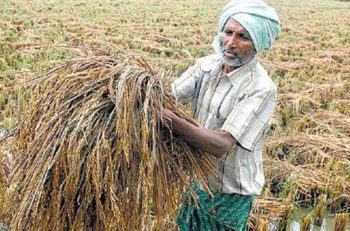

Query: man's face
left=221, top=18, right=256, bottom=67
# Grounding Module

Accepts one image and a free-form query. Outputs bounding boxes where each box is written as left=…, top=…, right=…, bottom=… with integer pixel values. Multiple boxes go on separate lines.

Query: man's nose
left=226, top=34, right=238, bottom=48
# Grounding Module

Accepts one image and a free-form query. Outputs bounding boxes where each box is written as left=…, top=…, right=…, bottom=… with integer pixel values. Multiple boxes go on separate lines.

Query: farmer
left=162, top=0, right=281, bottom=230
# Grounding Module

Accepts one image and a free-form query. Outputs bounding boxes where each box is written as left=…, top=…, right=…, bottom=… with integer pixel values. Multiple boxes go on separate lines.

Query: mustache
left=223, top=48, right=242, bottom=58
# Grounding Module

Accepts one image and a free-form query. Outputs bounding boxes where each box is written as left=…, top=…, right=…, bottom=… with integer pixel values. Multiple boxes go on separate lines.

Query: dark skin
left=164, top=18, right=256, bottom=160
left=222, top=18, right=256, bottom=74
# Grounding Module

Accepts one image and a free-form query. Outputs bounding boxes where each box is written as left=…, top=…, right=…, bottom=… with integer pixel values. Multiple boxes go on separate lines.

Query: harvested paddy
left=0, top=0, right=349, bottom=230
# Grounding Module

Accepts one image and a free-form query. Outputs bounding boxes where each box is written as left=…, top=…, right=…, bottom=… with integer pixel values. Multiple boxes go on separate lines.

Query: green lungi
left=176, top=183, right=254, bottom=231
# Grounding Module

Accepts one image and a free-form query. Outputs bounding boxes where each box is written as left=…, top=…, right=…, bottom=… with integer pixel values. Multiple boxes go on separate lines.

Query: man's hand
left=160, top=108, right=175, bottom=129
left=160, top=108, right=236, bottom=158
left=161, top=108, right=175, bottom=121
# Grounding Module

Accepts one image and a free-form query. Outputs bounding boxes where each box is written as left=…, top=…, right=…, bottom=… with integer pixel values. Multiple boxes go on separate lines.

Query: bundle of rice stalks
left=0, top=131, right=18, bottom=186
left=330, top=99, right=350, bottom=115
left=248, top=213, right=269, bottom=231
left=335, top=213, right=349, bottom=231
left=252, top=197, right=291, bottom=219
left=263, top=157, right=350, bottom=201
left=248, top=197, right=291, bottom=230
left=265, top=133, right=350, bottom=167
left=0, top=144, right=13, bottom=186
left=0, top=56, right=214, bottom=230
left=296, top=110, right=350, bottom=137
left=248, top=197, right=290, bottom=231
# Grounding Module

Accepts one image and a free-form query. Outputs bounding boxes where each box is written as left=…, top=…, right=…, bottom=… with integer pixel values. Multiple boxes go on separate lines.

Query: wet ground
left=268, top=209, right=350, bottom=231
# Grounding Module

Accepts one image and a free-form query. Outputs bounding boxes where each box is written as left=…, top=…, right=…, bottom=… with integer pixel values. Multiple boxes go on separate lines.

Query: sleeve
left=171, top=60, right=202, bottom=105
left=221, top=86, right=277, bottom=152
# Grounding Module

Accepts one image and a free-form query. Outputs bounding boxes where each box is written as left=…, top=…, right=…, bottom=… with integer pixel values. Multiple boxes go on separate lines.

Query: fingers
left=161, top=108, right=172, bottom=119
left=159, top=107, right=173, bottom=129
left=161, top=108, right=176, bottom=121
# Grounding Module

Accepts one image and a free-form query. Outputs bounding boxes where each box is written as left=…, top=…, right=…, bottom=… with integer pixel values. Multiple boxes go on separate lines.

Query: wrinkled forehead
left=223, top=17, right=250, bottom=35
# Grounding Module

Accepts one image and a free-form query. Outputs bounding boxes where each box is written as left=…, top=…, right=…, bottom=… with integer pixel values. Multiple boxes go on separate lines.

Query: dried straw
left=252, top=197, right=291, bottom=218
left=265, top=133, right=349, bottom=167
left=0, top=56, right=214, bottom=230
left=264, top=156, right=350, bottom=206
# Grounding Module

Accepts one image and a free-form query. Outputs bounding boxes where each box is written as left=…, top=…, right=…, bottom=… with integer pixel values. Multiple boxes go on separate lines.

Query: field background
left=0, top=0, right=349, bottom=230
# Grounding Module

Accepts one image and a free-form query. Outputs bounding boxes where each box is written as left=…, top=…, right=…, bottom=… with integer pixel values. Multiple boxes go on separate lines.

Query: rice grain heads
left=0, top=56, right=214, bottom=230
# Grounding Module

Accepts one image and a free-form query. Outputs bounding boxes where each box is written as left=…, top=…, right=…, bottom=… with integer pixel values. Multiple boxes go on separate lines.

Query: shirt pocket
left=217, top=97, right=236, bottom=120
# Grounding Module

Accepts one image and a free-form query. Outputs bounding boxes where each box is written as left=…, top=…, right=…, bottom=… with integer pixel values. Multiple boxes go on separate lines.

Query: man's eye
left=239, top=34, right=250, bottom=40
left=224, top=30, right=232, bottom=35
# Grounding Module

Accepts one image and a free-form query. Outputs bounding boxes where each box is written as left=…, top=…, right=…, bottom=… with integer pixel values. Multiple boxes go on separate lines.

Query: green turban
left=212, top=0, right=281, bottom=56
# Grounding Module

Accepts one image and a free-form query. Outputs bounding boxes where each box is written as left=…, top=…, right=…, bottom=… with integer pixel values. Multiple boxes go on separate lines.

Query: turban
left=212, top=0, right=281, bottom=56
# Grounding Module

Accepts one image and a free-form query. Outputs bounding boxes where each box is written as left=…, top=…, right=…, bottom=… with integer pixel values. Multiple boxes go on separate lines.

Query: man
left=163, top=0, right=281, bottom=230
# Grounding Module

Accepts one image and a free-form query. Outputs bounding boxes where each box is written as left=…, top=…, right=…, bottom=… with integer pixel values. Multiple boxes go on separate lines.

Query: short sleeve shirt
left=171, top=54, right=277, bottom=196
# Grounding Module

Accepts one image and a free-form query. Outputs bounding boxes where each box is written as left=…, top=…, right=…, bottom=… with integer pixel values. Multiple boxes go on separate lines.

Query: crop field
left=0, top=0, right=349, bottom=230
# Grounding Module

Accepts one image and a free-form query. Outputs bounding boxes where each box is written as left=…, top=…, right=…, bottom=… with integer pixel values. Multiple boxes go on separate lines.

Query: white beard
left=221, top=53, right=254, bottom=67
left=221, top=46, right=256, bottom=67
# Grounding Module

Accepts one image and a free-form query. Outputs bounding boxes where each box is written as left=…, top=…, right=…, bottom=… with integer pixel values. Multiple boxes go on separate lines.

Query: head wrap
left=212, top=0, right=281, bottom=56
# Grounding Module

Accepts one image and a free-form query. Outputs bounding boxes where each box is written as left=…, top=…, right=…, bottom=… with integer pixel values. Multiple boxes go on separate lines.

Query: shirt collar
left=225, top=57, right=257, bottom=85
left=201, top=55, right=257, bottom=85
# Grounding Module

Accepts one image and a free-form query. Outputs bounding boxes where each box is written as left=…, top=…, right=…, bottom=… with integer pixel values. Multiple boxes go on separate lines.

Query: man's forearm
left=165, top=110, right=235, bottom=158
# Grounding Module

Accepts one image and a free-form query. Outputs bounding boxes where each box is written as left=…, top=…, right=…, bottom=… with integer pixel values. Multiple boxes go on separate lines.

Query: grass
left=0, top=0, right=349, bottom=230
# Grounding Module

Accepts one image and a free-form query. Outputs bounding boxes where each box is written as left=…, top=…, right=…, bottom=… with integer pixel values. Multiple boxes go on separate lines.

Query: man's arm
left=162, top=109, right=236, bottom=158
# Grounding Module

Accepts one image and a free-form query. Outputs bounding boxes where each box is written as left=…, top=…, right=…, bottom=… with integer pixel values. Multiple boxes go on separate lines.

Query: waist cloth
left=176, top=183, right=254, bottom=231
